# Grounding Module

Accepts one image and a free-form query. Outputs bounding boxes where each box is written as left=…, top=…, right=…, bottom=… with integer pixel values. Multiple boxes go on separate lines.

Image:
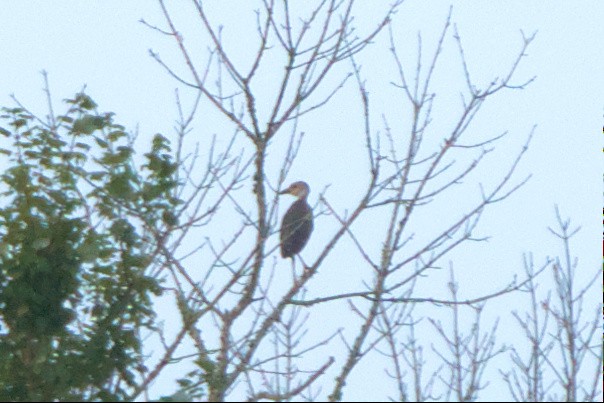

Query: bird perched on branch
left=279, top=181, right=313, bottom=260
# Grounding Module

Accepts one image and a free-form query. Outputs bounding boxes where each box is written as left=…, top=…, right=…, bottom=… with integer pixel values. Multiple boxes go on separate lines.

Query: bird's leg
left=291, top=256, right=298, bottom=284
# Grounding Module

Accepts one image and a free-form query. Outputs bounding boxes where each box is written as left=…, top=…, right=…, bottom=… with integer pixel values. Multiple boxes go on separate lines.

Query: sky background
left=1, top=1, right=602, bottom=401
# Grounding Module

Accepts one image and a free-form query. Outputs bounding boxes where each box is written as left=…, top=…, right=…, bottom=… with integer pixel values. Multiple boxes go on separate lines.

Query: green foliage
left=0, top=92, right=180, bottom=401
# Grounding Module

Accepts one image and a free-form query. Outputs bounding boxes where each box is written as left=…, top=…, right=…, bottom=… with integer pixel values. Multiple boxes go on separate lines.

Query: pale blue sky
left=1, top=1, right=602, bottom=401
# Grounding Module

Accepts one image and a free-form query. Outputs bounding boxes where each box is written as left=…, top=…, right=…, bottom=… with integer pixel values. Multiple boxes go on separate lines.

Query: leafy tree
left=0, top=90, right=178, bottom=401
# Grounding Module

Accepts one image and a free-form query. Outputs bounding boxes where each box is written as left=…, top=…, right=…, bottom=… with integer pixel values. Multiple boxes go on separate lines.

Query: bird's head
left=279, top=181, right=310, bottom=199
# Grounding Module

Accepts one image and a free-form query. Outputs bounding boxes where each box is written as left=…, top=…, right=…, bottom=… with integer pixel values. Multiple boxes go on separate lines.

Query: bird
left=279, top=181, right=313, bottom=260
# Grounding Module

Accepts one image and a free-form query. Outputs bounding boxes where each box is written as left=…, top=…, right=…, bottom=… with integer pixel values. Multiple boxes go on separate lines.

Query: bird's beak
left=278, top=187, right=291, bottom=195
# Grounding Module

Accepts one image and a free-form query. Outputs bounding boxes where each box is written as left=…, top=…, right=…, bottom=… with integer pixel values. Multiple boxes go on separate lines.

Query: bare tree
left=127, top=1, right=547, bottom=401
left=428, top=271, right=505, bottom=402
left=501, top=208, right=603, bottom=402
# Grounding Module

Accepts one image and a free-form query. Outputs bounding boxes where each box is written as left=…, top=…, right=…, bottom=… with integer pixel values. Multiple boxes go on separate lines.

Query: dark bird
left=279, top=181, right=313, bottom=259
